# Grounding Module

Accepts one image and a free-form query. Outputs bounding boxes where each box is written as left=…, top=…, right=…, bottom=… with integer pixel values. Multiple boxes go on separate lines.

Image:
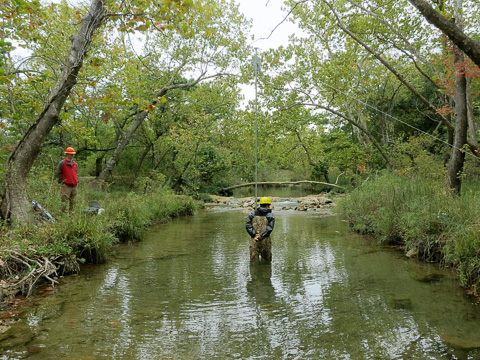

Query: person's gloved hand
left=255, top=233, right=261, bottom=241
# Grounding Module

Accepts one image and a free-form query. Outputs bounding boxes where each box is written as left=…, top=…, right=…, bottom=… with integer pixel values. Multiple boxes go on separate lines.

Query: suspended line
left=312, top=78, right=480, bottom=160
left=262, top=66, right=479, bottom=161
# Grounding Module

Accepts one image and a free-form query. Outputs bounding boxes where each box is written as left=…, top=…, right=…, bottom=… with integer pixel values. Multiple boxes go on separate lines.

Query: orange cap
left=65, top=147, right=76, bottom=154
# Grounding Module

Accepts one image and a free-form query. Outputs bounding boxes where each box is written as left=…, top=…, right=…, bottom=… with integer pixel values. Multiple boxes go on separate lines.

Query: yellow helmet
left=259, top=197, right=272, bottom=205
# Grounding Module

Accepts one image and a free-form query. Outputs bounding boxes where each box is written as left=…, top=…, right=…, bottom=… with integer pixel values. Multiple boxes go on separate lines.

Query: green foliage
left=339, top=170, right=480, bottom=296
left=339, top=170, right=451, bottom=248
left=444, top=226, right=480, bottom=293
left=0, top=185, right=198, bottom=265
left=442, top=185, right=480, bottom=293
left=104, top=190, right=196, bottom=241
left=134, top=171, right=168, bottom=194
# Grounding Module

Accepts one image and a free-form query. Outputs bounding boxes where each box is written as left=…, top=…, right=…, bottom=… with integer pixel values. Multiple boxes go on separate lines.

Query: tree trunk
left=408, top=0, right=480, bottom=68
left=153, top=146, right=173, bottom=170
left=221, top=180, right=343, bottom=192
left=443, top=127, right=454, bottom=167
left=135, top=142, right=154, bottom=174
left=466, top=78, right=478, bottom=147
left=294, top=129, right=330, bottom=182
left=447, top=1, right=469, bottom=195
left=97, top=110, right=148, bottom=182
left=0, top=0, right=105, bottom=223
left=96, top=75, right=210, bottom=182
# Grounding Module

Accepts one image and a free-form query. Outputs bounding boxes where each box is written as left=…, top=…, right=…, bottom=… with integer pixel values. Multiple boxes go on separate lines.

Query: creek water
left=1, top=203, right=480, bottom=359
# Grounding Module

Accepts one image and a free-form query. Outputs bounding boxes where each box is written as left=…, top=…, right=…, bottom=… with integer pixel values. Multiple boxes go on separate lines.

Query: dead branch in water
left=221, top=180, right=343, bottom=192
left=1, top=251, right=58, bottom=297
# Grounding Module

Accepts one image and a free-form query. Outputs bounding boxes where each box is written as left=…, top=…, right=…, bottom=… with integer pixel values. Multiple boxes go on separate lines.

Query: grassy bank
left=0, top=181, right=200, bottom=300
left=338, top=171, right=480, bottom=297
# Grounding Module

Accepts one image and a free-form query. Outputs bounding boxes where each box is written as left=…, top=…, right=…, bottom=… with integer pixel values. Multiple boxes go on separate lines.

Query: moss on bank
left=0, top=185, right=200, bottom=301
left=338, top=171, right=480, bottom=297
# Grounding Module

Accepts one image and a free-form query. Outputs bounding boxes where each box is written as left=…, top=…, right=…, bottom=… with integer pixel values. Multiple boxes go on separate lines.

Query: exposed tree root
left=0, top=250, right=67, bottom=300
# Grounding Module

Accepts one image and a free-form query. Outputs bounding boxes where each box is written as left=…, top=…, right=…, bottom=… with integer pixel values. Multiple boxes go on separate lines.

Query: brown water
left=1, top=205, right=480, bottom=359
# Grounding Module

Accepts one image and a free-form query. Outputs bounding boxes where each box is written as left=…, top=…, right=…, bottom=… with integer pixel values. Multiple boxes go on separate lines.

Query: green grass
left=0, top=184, right=200, bottom=267
left=338, top=171, right=480, bottom=296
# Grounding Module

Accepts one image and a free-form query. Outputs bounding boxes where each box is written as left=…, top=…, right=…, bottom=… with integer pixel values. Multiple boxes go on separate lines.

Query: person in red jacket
left=56, top=147, right=78, bottom=214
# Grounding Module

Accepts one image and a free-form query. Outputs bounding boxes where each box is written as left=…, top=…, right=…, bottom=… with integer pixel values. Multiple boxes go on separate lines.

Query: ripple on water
left=2, top=211, right=480, bottom=360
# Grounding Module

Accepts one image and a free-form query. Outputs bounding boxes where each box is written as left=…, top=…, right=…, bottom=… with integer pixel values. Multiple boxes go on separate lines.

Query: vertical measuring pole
left=253, top=55, right=261, bottom=207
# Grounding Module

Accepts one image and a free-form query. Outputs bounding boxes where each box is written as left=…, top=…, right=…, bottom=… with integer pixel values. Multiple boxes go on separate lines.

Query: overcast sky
left=234, top=0, right=303, bottom=102
left=236, top=0, right=300, bottom=51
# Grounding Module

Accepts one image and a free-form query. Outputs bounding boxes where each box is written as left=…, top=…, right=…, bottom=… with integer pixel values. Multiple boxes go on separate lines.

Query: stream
left=1, top=199, right=480, bottom=359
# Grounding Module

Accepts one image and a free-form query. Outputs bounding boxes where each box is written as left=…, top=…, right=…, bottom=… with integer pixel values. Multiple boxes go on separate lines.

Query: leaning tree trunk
left=0, top=0, right=105, bottom=223
left=304, top=102, right=394, bottom=168
left=448, top=44, right=469, bottom=195
left=97, top=109, right=148, bottom=182
left=408, top=0, right=480, bottom=69
left=448, top=1, right=469, bottom=196
left=96, top=74, right=210, bottom=182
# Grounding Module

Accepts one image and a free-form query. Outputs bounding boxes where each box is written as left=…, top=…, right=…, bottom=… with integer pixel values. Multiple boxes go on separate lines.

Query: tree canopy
left=2, top=0, right=480, bottom=223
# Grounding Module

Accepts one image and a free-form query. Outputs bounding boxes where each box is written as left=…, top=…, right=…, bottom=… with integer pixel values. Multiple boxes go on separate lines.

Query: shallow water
left=1, top=206, right=480, bottom=359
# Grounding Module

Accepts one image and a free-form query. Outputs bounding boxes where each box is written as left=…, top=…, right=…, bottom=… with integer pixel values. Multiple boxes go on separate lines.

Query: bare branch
left=257, top=0, right=310, bottom=41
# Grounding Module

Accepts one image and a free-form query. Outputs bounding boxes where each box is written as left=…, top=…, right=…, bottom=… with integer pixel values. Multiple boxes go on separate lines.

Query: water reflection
left=1, top=210, right=480, bottom=359
left=247, top=262, right=276, bottom=306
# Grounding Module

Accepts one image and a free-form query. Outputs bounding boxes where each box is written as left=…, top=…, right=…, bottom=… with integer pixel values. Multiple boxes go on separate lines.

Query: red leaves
left=101, top=112, right=111, bottom=123
left=436, top=106, right=452, bottom=115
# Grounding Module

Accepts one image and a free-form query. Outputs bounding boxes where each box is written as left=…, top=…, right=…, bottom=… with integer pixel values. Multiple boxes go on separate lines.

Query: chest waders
left=250, top=216, right=272, bottom=262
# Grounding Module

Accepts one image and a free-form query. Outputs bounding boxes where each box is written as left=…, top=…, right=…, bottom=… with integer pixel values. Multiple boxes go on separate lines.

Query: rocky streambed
left=207, top=194, right=337, bottom=213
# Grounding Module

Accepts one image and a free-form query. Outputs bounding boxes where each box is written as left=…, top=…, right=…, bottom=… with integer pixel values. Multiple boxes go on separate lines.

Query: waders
left=249, top=216, right=272, bottom=262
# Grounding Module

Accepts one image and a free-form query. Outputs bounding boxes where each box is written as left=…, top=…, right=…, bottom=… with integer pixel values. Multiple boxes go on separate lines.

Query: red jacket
left=56, top=159, right=78, bottom=186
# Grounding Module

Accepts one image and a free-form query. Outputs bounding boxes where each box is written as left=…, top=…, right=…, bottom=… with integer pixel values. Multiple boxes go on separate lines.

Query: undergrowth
left=1, top=183, right=199, bottom=266
left=338, top=170, right=480, bottom=296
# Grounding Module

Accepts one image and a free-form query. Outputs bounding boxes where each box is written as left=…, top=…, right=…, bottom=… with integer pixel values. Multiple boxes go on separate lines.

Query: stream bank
left=0, top=190, right=198, bottom=305
left=1, top=206, right=480, bottom=359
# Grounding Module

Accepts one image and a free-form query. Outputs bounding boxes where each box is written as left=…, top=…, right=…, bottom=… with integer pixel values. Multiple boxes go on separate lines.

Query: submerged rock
left=406, top=248, right=418, bottom=258
left=391, top=297, right=413, bottom=311
left=415, top=273, right=444, bottom=283
left=440, top=333, right=480, bottom=350
left=237, top=197, right=280, bottom=209
left=408, top=268, right=445, bottom=283
left=208, top=195, right=234, bottom=204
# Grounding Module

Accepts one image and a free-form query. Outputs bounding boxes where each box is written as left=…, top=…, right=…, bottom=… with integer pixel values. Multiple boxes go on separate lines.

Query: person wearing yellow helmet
left=55, top=147, right=78, bottom=214
left=245, top=197, right=275, bottom=261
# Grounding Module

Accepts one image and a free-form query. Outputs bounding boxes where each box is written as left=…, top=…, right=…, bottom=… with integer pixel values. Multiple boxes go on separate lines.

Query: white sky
left=236, top=0, right=300, bottom=52
left=235, top=0, right=303, bottom=103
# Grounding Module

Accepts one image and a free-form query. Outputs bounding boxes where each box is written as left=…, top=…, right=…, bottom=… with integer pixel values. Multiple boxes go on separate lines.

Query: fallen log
left=221, top=180, right=343, bottom=192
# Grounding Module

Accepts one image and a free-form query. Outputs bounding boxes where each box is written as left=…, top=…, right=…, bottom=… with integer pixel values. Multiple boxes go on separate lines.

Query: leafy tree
left=0, top=0, right=194, bottom=223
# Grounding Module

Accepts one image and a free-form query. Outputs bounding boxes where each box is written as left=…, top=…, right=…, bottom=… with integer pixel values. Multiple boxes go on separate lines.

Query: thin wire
left=311, top=79, right=479, bottom=159
left=259, top=64, right=477, bottom=160
left=252, top=61, right=478, bottom=160
left=240, top=0, right=478, bottom=159
left=242, top=0, right=478, bottom=162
